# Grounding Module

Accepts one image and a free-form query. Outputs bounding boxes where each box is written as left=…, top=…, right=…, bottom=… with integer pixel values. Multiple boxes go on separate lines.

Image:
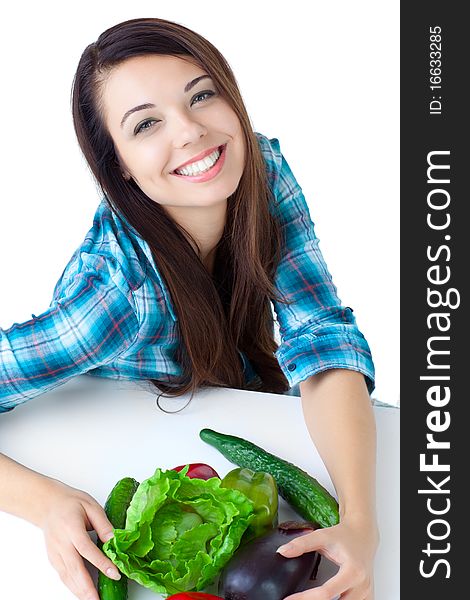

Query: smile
left=170, top=144, right=227, bottom=183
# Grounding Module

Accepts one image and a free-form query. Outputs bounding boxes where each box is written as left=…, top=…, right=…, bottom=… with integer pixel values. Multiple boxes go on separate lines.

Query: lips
left=170, top=143, right=227, bottom=183
left=171, top=144, right=225, bottom=173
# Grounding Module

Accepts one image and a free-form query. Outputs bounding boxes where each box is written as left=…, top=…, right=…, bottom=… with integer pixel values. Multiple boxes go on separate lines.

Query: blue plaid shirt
left=0, top=132, right=375, bottom=412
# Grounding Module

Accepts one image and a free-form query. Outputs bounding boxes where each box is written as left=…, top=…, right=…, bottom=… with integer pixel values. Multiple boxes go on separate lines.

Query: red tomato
left=167, top=594, right=223, bottom=600
left=172, top=463, right=220, bottom=480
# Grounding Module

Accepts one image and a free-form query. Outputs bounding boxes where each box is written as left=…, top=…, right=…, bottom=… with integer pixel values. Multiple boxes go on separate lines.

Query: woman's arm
left=278, top=368, right=379, bottom=600
left=0, top=452, right=62, bottom=527
left=300, top=369, right=377, bottom=524
left=0, top=451, right=122, bottom=599
left=0, top=268, right=139, bottom=411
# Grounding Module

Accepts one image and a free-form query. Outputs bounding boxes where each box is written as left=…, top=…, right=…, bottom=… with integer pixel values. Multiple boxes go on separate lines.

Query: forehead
left=101, top=54, right=205, bottom=123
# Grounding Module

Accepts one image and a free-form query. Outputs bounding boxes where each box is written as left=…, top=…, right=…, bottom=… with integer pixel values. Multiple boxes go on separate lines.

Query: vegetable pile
left=200, top=428, right=339, bottom=528
left=102, top=466, right=254, bottom=595
left=98, top=429, right=338, bottom=599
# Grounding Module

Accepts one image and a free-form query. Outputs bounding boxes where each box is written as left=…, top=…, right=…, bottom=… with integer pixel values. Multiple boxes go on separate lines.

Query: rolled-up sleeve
left=0, top=269, right=139, bottom=412
left=266, top=137, right=375, bottom=394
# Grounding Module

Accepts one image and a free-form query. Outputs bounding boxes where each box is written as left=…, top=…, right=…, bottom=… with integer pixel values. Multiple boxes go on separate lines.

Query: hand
left=277, top=515, right=379, bottom=600
left=38, top=479, right=122, bottom=600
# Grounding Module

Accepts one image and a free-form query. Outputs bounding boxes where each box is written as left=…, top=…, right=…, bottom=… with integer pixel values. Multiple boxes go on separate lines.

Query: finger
left=59, top=545, right=100, bottom=600
left=71, top=530, right=121, bottom=581
left=83, top=500, right=115, bottom=544
left=277, top=528, right=328, bottom=557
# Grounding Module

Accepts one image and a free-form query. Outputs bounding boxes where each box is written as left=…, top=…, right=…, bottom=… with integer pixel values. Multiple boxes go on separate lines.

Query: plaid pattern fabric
left=267, top=136, right=375, bottom=395
left=0, top=132, right=374, bottom=412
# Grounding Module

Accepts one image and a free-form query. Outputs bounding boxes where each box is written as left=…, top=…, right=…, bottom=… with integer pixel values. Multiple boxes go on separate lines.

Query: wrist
left=339, top=502, right=377, bottom=527
left=24, top=474, right=65, bottom=528
left=17, top=473, right=61, bottom=529
left=338, top=486, right=376, bottom=522
left=339, top=509, right=380, bottom=552
left=0, top=454, right=64, bottom=528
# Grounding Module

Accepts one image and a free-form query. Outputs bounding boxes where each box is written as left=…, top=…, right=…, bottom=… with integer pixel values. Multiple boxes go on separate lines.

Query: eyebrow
left=120, top=74, right=212, bottom=128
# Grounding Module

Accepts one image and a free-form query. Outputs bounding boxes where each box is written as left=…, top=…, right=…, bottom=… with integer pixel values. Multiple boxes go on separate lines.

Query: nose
left=171, top=111, right=208, bottom=149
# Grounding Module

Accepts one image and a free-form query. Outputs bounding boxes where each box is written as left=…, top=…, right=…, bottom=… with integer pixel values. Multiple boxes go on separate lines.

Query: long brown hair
left=71, top=17, right=291, bottom=402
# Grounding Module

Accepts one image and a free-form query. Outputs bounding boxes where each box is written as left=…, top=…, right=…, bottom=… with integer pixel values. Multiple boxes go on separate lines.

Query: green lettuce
left=102, top=466, right=254, bottom=596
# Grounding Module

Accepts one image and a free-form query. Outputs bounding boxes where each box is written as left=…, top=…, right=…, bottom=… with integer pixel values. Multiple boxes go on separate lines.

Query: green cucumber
left=97, top=477, right=140, bottom=600
left=200, top=428, right=339, bottom=528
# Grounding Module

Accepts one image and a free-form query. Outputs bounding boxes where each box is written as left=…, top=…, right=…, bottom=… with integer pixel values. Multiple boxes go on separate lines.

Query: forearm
left=299, top=368, right=377, bottom=523
left=0, top=452, right=59, bottom=527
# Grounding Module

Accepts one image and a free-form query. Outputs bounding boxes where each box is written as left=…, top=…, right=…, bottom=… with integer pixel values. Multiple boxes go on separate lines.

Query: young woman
left=0, top=17, right=378, bottom=600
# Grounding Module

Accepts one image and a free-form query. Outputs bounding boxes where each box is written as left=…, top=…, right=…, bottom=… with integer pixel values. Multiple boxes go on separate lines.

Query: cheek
left=215, top=108, right=245, bottom=160
left=136, top=145, right=168, bottom=177
left=209, top=103, right=240, bottom=134
left=233, top=131, right=246, bottom=167
left=227, top=114, right=244, bottom=139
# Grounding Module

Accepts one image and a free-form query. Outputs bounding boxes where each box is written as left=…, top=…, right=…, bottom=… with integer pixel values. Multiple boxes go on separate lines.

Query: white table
left=0, top=375, right=399, bottom=599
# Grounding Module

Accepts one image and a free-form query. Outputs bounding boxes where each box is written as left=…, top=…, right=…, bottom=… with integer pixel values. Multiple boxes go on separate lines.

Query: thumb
left=85, top=501, right=115, bottom=544
left=276, top=529, right=325, bottom=558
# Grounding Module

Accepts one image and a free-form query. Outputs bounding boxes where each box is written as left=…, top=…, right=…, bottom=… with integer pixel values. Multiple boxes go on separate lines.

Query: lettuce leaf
left=102, top=466, right=254, bottom=596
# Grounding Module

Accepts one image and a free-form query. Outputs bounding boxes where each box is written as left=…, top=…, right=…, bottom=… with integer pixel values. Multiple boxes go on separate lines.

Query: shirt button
left=288, top=363, right=297, bottom=372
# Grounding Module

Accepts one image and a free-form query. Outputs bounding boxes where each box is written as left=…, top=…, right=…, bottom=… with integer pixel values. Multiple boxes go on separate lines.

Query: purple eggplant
left=218, top=521, right=322, bottom=600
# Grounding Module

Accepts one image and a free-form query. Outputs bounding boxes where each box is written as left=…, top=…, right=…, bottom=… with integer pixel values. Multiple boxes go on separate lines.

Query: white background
left=0, top=1, right=399, bottom=406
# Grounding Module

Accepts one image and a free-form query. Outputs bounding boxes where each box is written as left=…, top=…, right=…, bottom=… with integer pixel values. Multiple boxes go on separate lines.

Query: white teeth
left=175, top=147, right=221, bottom=176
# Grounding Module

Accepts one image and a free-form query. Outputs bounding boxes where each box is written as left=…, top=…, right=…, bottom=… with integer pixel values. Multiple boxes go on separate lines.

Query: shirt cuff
left=275, top=325, right=376, bottom=395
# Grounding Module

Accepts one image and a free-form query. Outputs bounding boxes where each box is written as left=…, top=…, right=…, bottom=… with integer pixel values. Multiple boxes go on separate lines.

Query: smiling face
left=100, top=54, right=246, bottom=211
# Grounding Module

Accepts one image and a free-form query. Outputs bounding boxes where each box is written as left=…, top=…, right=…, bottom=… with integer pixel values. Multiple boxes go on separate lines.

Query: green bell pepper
left=221, top=467, right=278, bottom=540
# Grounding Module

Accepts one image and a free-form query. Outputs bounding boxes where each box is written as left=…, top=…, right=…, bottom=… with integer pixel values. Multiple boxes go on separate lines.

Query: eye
left=191, top=90, right=216, bottom=105
left=134, top=91, right=216, bottom=135
left=134, top=119, right=159, bottom=135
